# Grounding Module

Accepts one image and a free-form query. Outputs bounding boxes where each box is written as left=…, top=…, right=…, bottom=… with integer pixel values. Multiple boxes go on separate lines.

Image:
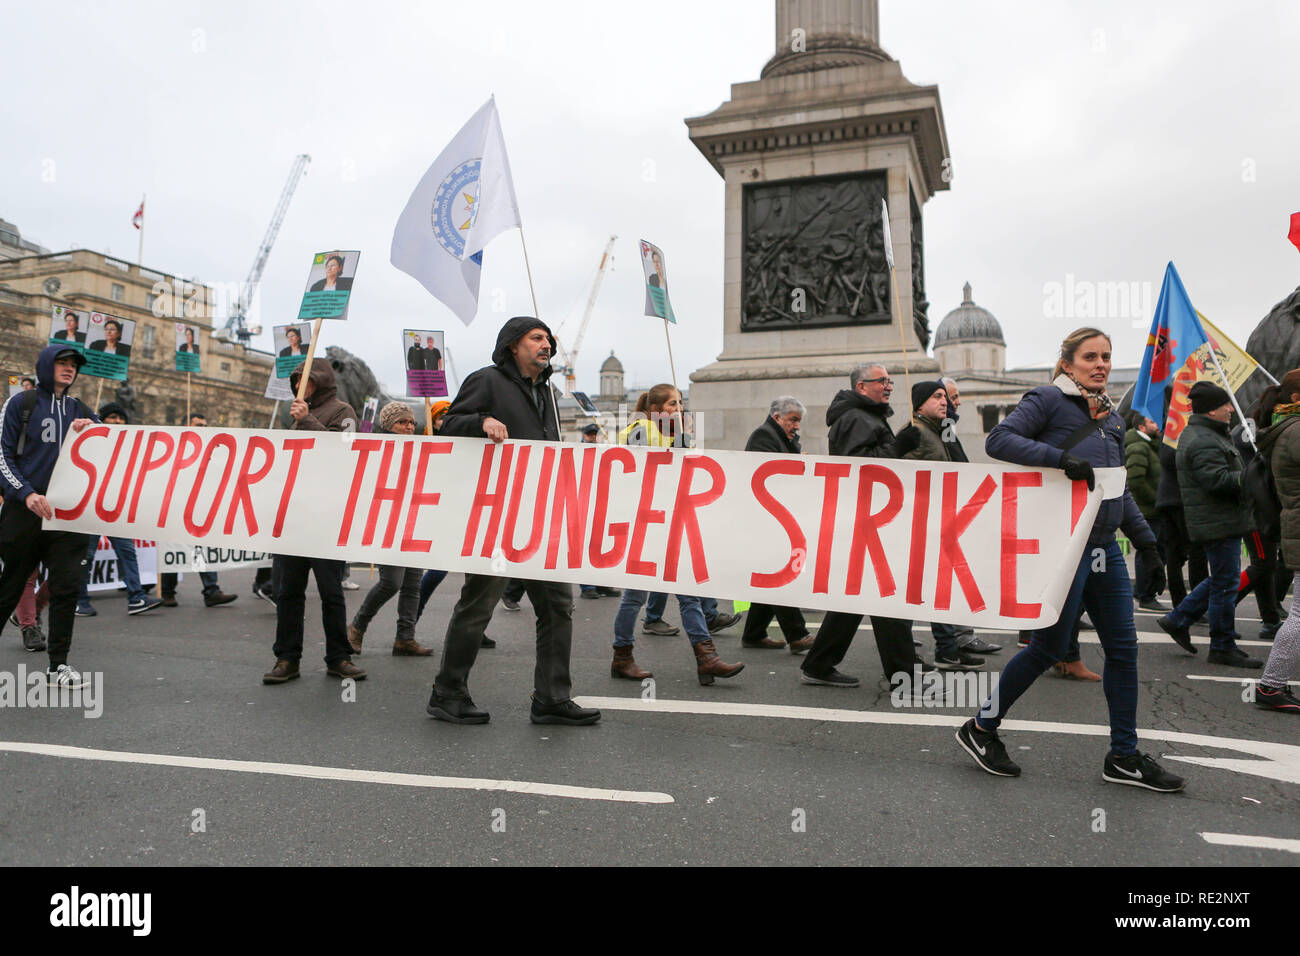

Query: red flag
left=1290, top=212, right=1300, bottom=255
left=132, top=200, right=144, bottom=230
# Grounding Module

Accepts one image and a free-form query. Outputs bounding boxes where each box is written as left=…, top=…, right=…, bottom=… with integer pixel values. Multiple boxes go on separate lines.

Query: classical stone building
left=553, top=349, right=693, bottom=442
left=0, top=236, right=276, bottom=427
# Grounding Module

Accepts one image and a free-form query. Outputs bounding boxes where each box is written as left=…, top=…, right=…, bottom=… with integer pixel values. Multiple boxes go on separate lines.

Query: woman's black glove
left=1060, top=454, right=1096, bottom=491
left=894, top=424, right=922, bottom=457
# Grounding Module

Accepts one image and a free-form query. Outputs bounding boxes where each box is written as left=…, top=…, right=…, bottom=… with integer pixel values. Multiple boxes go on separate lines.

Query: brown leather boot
left=347, top=624, right=364, bottom=655
left=392, top=638, right=434, bottom=656
left=611, top=645, right=652, bottom=680
left=693, top=639, right=744, bottom=685
left=262, top=659, right=300, bottom=684
left=1053, top=660, right=1101, bottom=681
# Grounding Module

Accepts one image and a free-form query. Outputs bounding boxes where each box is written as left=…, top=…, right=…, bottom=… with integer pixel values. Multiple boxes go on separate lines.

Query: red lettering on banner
left=461, top=443, right=514, bottom=558
left=222, top=435, right=275, bottom=536
left=364, top=441, right=415, bottom=548
left=845, top=464, right=904, bottom=597
left=272, top=438, right=315, bottom=537
left=545, top=446, right=596, bottom=570
left=811, top=462, right=851, bottom=594
left=183, top=434, right=238, bottom=537
left=1070, top=480, right=1088, bottom=534
left=401, top=441, right=453, bottom=552
left=158, top=430, right=202, bottom=526
left=502, top=446, right=556, bottom=562
left=935, top=472, right=997, bottom=612
left=626, top=451, right=673, bottom=576
left=338, top=438, right=383, bottom=546
left=1000, top=472, right=1043, bottom=617
left=53, top=425, right=108, bottom=520
left=128, top=431, right=174, bottom=522
left=750, top=460, right=807, bottom=589
left=94, top=430, right=143, bottom=523
left=589, top=447, right=634, bottom=569
left=663, top=455, right=725, bottom=584
left=905, top=471, right=933, bottom=605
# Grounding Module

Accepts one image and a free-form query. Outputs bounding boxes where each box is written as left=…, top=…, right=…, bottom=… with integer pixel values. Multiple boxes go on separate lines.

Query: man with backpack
left=0, top=345, right=99, bottom=689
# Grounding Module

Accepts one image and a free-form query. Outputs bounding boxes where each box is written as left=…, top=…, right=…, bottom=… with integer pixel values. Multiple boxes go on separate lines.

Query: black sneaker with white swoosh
left=955, top=718, right=1021, bottom=777
left=1102, top=752, right=1186, bottom=792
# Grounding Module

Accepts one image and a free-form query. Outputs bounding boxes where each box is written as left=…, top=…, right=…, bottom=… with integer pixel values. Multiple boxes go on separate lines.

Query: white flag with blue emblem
left=390, top=96, right=522, bottom=324
left=880, top=198, right=894, bottom=270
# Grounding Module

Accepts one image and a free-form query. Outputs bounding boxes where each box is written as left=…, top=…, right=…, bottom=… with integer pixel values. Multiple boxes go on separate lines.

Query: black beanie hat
left=911, top=379, right=946, bottom=412
left=97, top=401, right=129, bottom=423
left=1189, top=381, right=1230, bottom=415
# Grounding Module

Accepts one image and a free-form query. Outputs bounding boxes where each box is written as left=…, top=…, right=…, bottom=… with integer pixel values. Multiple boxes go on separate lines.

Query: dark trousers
left=741, top=603, right=808, bottom=643
left=352, top=565, right=422, bottom=643
left=978, top=539, right=1139, bottom=755
left=503, top=578, right=526, bottom=604
left=1169, top=536, right=1242, bottom=651
left=1158, top=507, right=1207, bottom=606
left=435, top=574, right=573, bottom=703
left=159, top=570, right=220, bottom=598
left=0, top=501, right=85, bottom=668
left=802, top=612, right=918, bottom=679
left=1134, top=515, right=1165, bottom=602
left=416, top=569, right=449, bottom=620
left=1238, top=531, right=1282, bottom=624
left=272, top=555, right=351, bottom=665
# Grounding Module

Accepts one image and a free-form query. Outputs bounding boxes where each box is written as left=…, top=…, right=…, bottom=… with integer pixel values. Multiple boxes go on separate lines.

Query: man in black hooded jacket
left=799, top=363, right=929, bottom=688
left=428, top=316, right=600, bottom=727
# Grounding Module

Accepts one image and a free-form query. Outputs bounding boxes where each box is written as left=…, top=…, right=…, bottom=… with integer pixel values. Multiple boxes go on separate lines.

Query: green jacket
left=1175, top=414, right=1253, bottom=542
left=901, top=415, right=952, bottom=463
left=1256, top=412, right=1300, bottom=567
left=1123, top=428, right=1161, bottom=518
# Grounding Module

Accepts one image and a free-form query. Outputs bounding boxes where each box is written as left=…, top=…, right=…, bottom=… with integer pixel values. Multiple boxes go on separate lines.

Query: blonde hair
left=1053, top=327, right=1112, bottom=378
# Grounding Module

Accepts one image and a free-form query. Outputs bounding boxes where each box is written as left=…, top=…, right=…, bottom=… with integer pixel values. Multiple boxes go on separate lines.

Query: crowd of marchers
left=4, top=318, right=1299, bottom=795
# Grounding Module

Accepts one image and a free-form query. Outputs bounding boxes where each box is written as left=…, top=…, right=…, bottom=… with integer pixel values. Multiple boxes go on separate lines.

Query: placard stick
left=186, top=371, right=191, bottom=423
left=94, top=378, right=104, bottom=410
left=268, top=400, right=280, bottom=428
left=888, top=265, right=913, bottom=424
left=663, top=319, right=678, bottom=392
left=294, top=317, right=324, bottom=402
left=425, top=397, right=433, bottom=436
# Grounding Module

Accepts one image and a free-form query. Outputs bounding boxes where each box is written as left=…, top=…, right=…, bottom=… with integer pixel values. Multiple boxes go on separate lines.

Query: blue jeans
left=615, top=590, right=709, bottom=647
left=975, top=538, right=1140, bottom=755
left=1167, top=536, right=1240, bottom=652
left=416, top=569, right=449, bottom=620
left=700, top=596, right=718, bottom=620
left=79, top=535, right=145, bottom=604
left=645, top=591, right=668, bottom=622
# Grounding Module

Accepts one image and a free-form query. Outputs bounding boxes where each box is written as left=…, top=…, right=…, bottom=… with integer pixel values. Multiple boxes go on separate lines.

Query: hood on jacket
left=491, top=316, right=557, bottom=382
left=826, top=388, right=892, bottom=428
left=1257, top=413, right=1300, bottom=459
left=35, top=344, right=85, bottom=395
left=289, top=357, right=338, bottom=409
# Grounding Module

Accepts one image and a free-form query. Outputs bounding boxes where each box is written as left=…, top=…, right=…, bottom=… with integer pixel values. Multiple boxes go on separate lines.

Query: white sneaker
left=48, top=664, right=88, bottom=690
left=341, top=579, right=360, bottom=591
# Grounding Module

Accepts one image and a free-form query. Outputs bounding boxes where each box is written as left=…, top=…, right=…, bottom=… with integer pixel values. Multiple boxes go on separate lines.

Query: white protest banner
left=43, top=426, right=1123, bottom=628
left=85, top=539, right=269, bottom=592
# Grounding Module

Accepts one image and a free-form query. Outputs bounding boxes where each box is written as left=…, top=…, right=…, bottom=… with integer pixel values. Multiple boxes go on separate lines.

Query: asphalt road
left=2, top=566, right=1298, bottom=868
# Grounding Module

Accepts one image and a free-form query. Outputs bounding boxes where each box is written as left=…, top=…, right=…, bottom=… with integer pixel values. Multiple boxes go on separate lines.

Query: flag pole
left=881, top=199, right=913, bottom=423
left=269, top=400, right=280, bottom=428
left=1201, top=337, right=1257, bottom=450
left=518, top=228, right=567, bottom=441
left=137, top=194, right=145, bottom=265
left=295, top=317, right=324, bottom=402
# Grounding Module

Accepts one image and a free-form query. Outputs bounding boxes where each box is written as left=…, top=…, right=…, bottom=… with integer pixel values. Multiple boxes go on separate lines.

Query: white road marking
left=1200, top=832, right=1300, bottom=853
left=771, top=623, right=1272, bottom=647
left=0, top=740, right=673, bottom=804
left=1186, top=675, right=1296, bottom=686
left=576, top=696, right=1300, bottom=785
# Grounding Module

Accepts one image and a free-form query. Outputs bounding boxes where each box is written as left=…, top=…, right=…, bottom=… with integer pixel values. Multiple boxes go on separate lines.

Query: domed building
left=554, top=349, right=687, bottom=442
left=933, top=283, right=1006, bottom=375
left=598, top=350, right=624, bottom=399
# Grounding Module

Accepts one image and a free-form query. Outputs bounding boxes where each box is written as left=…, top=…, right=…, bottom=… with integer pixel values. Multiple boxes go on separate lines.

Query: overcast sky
left=4, top=0, right=1299, bottom=395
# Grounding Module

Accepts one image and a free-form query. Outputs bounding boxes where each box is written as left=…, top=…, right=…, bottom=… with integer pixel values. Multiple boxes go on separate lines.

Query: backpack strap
left=13, top=388, right=40, bottom=458
left=1059, top=418, right=1104, bottom=456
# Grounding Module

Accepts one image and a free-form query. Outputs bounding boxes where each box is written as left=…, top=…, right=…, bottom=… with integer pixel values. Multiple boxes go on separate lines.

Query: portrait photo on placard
left=273, top=322, right=313, bottom=378
left=403, top=328, right=448, bottom=397
left=298, top=249, right=360, bottom=320
left=175, top=323, right=201, bottom=354
left=84, top=312, right=135, bottom=356
left=49, top=305, right=87, bottom=345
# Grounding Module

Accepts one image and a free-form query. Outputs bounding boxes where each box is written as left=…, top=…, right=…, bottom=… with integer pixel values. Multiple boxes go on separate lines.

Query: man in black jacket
left=428, top=316, right=599, bottom=726
left=741, top=397, right=814, bottom=653
left=800, top=364, right=929, bottom=687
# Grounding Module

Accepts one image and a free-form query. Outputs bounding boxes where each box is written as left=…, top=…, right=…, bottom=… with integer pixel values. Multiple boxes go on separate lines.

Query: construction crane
left=216, top=153, right=311, bottom=343
left=553, top=234, right=616, bottom=393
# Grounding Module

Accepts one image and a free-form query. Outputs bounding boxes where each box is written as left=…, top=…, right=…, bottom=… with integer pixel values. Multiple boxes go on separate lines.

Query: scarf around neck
left=1054, top=372, right=1113, bottom=420
left=1272, top=401, right=1300, bottom=425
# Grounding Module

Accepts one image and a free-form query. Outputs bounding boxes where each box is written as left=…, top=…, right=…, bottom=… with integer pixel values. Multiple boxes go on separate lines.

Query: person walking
left=1250, top=369, right=1300, bottom=711
left=1156, top=382, right=1263, bottom=669
left=798, top=363, right=929, bottom=688
left=1154, top=387, right=1207, bottom=607
left=263, top=359, right=366, bottom=685
left=739, top=396, right=814, bottom=654
left=345, top=402, right=434, bottom=658
left=0, top=345, right=99, bottom=689
left=1125, top=412, right=1167, bottom=611
left=955, top=327, right=1183, bottom=791
left=426, top=316, right=599, bottom=726
left=609, top=385, right=744, bottom=685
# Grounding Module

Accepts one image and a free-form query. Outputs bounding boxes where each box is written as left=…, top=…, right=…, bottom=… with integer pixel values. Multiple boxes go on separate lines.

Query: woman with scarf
left=1248, top=369, right=1300, bottom=712
left=955, top=327, right=1185, bottom=792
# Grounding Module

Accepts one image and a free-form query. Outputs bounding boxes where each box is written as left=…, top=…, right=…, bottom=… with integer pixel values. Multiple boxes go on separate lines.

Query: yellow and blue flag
left=1131, top=263, right=1210, bottom=427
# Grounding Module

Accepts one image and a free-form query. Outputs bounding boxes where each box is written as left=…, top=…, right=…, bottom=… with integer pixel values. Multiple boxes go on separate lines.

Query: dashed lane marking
left=1200, top=832, right=1300, bottom=853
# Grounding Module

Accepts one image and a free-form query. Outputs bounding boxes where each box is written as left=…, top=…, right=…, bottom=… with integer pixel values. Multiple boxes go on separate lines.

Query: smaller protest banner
left=174, top=323, right=201, bottom=373
left=49, top=306, right=88, bottom=348
left=81, top=312, right=135, bottom=381
left=403, top=328, right=448, bottom=397
left=359, top=396, right=379, bottom=433
left=264, top=366, right=293, bottom=402
left=571, top=391, right=600, bottom=416
left=297, top=250, right=360, bottom=320
left=273, top=322, right=312, bottom=379
left=84, top=536, right=159, bottom=592
left=640, top=239, right=675, bottom=324
left=8, top=374, right=34, bottom=397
